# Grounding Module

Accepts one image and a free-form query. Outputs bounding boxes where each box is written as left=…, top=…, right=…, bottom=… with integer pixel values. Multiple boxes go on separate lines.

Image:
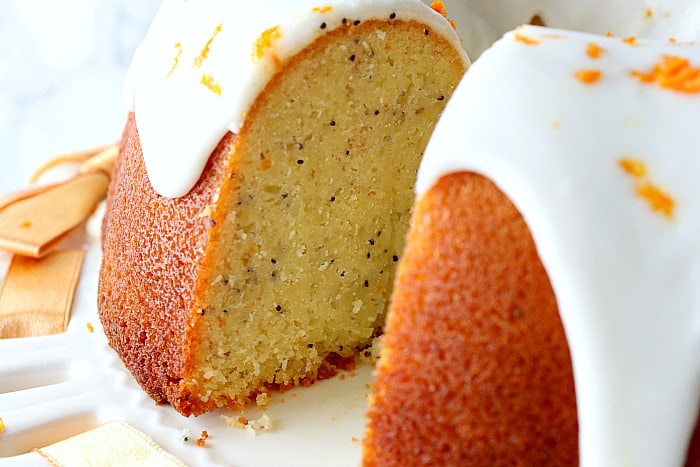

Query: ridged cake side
left=364, top=172, right=578, bottom=465
left=98, top=114, right=233, bottom=415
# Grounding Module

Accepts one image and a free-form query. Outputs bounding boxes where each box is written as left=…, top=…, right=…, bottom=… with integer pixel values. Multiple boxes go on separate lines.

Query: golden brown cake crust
left=363, top=172, right=578, bottom=466
left=98, top=114, right=233, bottom=416
left=364, top=171, right=700, bottom=464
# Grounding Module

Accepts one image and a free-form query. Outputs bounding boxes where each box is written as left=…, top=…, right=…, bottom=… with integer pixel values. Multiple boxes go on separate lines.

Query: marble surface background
left=0, top=0, right=162, bottom=194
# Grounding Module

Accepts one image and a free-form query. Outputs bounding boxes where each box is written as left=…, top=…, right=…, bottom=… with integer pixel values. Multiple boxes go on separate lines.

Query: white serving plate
left=0, top=226, right=374, bottom=466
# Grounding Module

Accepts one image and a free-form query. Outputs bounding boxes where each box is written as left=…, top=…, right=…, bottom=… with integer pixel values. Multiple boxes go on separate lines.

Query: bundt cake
left=364, top=25, right=700, bottom=466
left=98, top=0, right=467, bottom=416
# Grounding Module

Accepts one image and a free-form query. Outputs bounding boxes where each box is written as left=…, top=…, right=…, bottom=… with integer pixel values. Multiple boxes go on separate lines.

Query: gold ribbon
left=35, top=420, right=187, bottom=467
left=0, top=249, right=85, bottom=338
left=0, top=144, right=117, bottom=339
left=0, top=144, right=117, bottom=258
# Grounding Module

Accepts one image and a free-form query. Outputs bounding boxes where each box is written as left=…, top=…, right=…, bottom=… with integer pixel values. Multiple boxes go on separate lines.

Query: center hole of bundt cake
left=188, top=20, right=465, bottom=408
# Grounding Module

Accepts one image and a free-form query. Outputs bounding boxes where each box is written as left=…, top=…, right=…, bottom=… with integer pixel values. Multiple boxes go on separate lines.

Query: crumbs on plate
left=221, top=413, right=273, bottom=436
left=255, top=392, right=270, bottom=408
left=197, top=430, right=209, bottom=447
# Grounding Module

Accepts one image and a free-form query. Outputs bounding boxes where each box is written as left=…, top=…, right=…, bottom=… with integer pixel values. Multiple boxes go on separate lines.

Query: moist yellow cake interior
left=185, top=20, right=465, bottom=407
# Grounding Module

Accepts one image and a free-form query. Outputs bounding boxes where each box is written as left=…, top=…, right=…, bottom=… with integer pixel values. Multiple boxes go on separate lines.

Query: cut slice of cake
left=98, top=0, right=467, bottom=416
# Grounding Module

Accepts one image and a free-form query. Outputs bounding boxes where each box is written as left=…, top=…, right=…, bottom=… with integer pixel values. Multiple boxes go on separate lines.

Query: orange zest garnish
left=166, top=42, right=183, bottom=78
left=618, top=158, right=648, bottom=178
left=636, top=182, right=675, bottom=218
left=514, top=32, right=540, bottom=45
left=622, top=36, right=638, bottom=46
left=618, top=158, right=675, bottom=219
left=575, top=69, right=602, bottom=84
left=200, top=74, right=222, bottom=95
left=253, top=25, right=282, bottom=63
left=631, top=55, right=700, bottom=93
left=586, top=43, right=603, bottom=59
left=312, top=6, right=333, bottom=13
left=194, top=23, right=223, bottom=68
left=429, top=1, right=457, bottom=29
left=430, top=1, right=447, bottom=16
left=646, top=8, right=654, bottom=18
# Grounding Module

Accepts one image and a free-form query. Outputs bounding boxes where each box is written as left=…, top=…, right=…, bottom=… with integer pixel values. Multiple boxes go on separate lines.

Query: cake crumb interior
left=186, top=20, right=465, bottom=408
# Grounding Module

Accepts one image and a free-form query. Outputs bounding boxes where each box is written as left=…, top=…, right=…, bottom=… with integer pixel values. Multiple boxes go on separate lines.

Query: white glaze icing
left=123, top=0, right=466, bottom=198
left=446, top=0, right=700, bottom=59
left=419, top=25, right=700, bottom=466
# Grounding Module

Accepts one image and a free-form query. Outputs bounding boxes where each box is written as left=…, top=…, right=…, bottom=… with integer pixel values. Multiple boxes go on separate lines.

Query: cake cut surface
left=99, top=4, right=466, bottom=416
left=184, top=20, right=466, bottom=413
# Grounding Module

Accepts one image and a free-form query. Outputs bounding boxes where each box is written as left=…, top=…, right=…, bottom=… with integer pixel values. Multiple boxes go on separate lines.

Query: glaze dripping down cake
left=98, top=0, right=467, bottom=416
left=364, top=25, right=700, bottom=466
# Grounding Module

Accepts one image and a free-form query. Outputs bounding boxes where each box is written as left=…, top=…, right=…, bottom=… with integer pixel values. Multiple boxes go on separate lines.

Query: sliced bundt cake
left=98, top=0, right=467, bottom=416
